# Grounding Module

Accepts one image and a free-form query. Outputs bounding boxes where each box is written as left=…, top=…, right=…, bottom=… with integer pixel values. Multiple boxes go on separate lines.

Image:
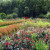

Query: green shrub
left=7, top=14, right=13, bottom=19
left=12, top=13, right=18, bottom=18
left=35, top=41, right=45, bottom=50
left=39, top=14, right=45, bottom=18
left=46, top=12, right=50, bottom=19
left=32, top=33, right=36, bottom=40
left=7, top=13, right=18, bottom=19
left=0, top=43, right=3, bottom=50
left=0, top=13, right=6, bottom=19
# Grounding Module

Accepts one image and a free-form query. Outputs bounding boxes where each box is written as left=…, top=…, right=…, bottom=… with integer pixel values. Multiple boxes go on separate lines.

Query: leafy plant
left=5, top=36, right=10, bottom=41
left=0, top=43, right=3, bottom=50
left=32, top=33, right=36, bottom=40
left=35, top=41, right=45, bottom=50
left=46, top=12, right=50, bottom=19
left=0, top=20, right=3, bottom=22
left=0, top=13, right=6, bottom=19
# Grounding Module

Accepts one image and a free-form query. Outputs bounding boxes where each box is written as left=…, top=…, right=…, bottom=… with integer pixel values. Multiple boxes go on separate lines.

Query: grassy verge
left=0, top=26, right=7, bottom=28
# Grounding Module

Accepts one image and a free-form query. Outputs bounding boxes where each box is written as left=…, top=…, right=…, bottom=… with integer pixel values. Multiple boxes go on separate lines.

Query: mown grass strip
left=0, top=26, right=7, bottom=28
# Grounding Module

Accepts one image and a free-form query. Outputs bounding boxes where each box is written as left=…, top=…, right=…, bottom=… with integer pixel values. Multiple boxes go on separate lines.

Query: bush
left=0, top=13, right=6, bottom=19
left=7, top=14, right=13, bottom=19
left=7, top=13, right=18, bottom=19
left=38, top=14, right=45, bottom=18
left=12, top=13, right=18, bottom=18
left=46, top=12, right=50, bottom=19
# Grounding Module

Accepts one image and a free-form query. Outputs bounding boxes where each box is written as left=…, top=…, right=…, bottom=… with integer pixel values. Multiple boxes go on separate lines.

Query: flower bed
left=0, top=30, right=50, bottom=50
left=0, top=23, right=22, bottom=37
left=0, top=19, right=25, bottom=27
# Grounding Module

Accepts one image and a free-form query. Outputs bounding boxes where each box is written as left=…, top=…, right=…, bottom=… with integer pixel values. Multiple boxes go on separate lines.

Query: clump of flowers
left=0, top=30, right=49, bottom=50
left=25, top=17, right=28, bottom=20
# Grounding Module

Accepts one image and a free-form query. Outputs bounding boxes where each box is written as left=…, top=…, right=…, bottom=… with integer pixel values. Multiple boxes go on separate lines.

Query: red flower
left=11, top=34, right=13, bottom=36
left=26, top=32, right=28, bottom=35
left=21, top=38, right=23, bottom=40
left=16, top=44, right=18, bottom=46
left=28, top=38, right=31, bottom=41
left=23, top=48, right=26, bottom=50
left=31, top=43, right=33, bottom=46
left=22, top=31, right=23, bottom=33
left=18, top=35, right=20, bottom=37
left=19, top=28, right=20, bottom=30
left=20, top=31, right=22, bottom=33
left=26, top=37, right=28, bottom=39
left=48, top=31, right=49, bottom=33
left=19, top=41, right=21, bottom=43
left=18, top=39, right=20, bottom=41
left=30, top=33, right=31, bottom=35
left=45, top=39, right=46, bottom=42
left=32, top=41, right=35, bottom=43
left=48, top=26, right=50, bottom=28
left=23, top=34, right=25, bottom=35
left=25, top=17, right=28, bottom=19
left=13, top=35, right=14, bottom=38
left=47, top=37, right=49, bottom=39
left=5, top=42, right=10, bottom=46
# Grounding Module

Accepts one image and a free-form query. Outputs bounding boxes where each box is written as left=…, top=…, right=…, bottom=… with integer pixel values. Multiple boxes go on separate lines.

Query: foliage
left=33, top=20, right=50, bottom=28
left=7, top=14, right=13, bottom=19
left=32, top=33, right=36, bottom=40
left=35, top=41, right=45, bottom=50
left=0, top=0, right=50, bottom=18
left=38, top=14, right=45, bottom=18
left=7, top=13, right=18, bottom=19
left=46, top=12, right=50, bottom=19
left=0, top=13, right=6, bottom=19
left=0, top=43, right=3, bottom=50
left=12, top=13, right=18, bottom=18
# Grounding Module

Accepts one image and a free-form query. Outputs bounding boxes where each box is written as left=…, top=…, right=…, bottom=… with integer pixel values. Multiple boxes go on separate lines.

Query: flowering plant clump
left=0, top=19, right=25, bottom=27
left=0, top=30, right=49, bottom=50
left=25, top=17, right=28, bottom=20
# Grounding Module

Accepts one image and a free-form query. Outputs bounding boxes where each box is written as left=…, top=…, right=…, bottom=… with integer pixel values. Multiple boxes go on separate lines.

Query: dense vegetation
left=0, top=0, right=50, bottom=19
left=0, top=18, right=50, bottom=50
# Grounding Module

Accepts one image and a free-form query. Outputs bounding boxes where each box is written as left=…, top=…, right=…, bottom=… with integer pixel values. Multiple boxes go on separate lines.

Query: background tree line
left=0, top=0, right=50, bottom=19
